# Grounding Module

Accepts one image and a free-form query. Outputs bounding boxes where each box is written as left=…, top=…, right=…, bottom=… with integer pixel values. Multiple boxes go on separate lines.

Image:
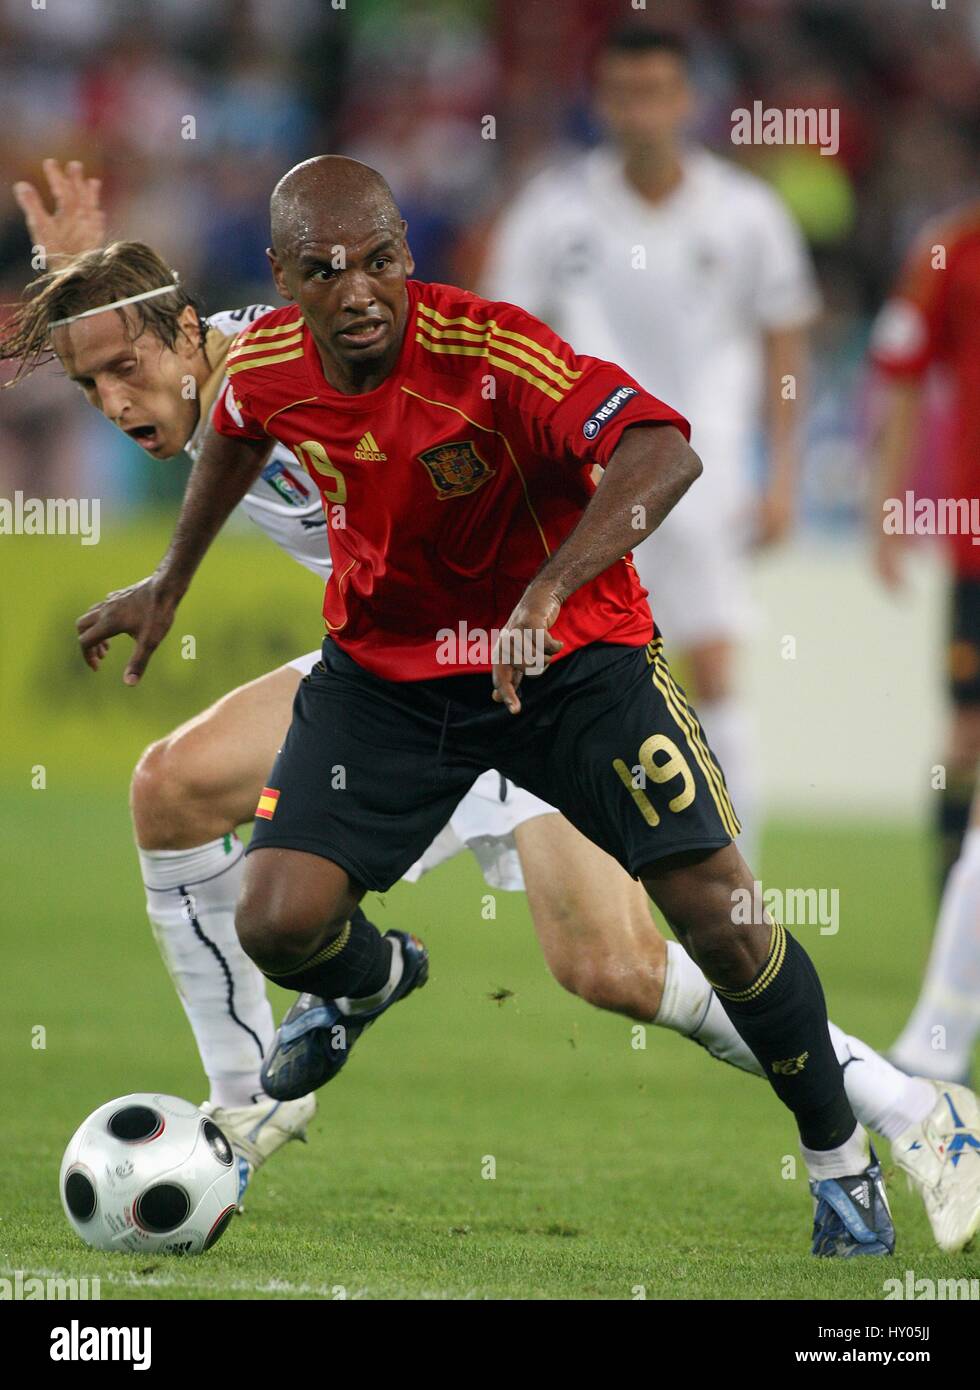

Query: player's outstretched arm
left=757, top=324, right=807, bottom=548
left=870, top=379, right=923, bottom=591
left=12, top=158, right=105, bottom=261
left=77, top=426, right=272, bottom=683
left=492, top=423, right=701, bottom=713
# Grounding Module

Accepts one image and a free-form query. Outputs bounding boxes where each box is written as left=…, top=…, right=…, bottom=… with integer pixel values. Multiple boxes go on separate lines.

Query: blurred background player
left=869, top=203, right=980, bottom=1085
left=890, top=776, right=980, bottom=1088
left=869, top=202, right=980, bottom=890
left=481, top=26, right=820, bottom=866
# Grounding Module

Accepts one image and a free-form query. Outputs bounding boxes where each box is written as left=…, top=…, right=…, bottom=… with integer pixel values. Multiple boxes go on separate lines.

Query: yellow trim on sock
left=265, top=920, right=352, bottom=978
left=713, top=922, right=787, bottom=1003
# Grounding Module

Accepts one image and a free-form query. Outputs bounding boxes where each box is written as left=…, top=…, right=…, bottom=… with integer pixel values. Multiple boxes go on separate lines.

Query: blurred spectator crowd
left=1, top=0, right=979, bottom=513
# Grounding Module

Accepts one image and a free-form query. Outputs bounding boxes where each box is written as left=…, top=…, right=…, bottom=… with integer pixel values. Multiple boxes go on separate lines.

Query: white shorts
left=288, top=650, right=326, bottom=676
left=631, top=492, right=753, bottom=650
left=286, top=650, right=557, bottom=891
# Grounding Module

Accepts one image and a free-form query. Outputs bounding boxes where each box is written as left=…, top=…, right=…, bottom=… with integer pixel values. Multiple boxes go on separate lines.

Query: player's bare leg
left=517, top=811, right=891, bottom=1072
left=518, top=810, right=933, bottom=1099
left=518, top=813, right=782, bottom=1072
left=131, top=663, right=301, bottom=850
left=635, top=840, right=894, bottom=1254
left=131, top=662, right=317, bottom=1194
left=515, top=811, right=667, bottom=1019
left=640, top=843, right=767, bottom=985
left=517, top=811, right=978, bottom=1250
left=236, top=849, right=362, bottom=970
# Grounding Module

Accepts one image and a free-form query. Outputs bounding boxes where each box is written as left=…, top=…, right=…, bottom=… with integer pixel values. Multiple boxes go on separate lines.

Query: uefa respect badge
left=582, top=385, right=637, bottom=439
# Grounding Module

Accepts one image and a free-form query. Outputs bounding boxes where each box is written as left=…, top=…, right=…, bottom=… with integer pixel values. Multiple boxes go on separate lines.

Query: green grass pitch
left=3, top=789, right=978, bottom=1300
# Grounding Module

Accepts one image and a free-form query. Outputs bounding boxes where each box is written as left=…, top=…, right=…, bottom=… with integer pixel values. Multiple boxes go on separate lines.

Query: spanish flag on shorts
left=255, top=787, right=280, bottom=820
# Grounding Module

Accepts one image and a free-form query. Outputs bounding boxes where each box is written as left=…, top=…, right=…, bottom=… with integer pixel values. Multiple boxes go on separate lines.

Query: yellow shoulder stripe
left=488, top=323, right=582, bottom=381
left=416, top=301, right=491, bottom=334
left=416, top=300, right=581, bottom=382
left=416, top=321, right=577, bottom=393
left=233, top=314, right=303, bottom=343
left=415, top=332, right=564, bottom=402
left=484, top=350, right=564, bottom=402
left=226, top=347, right=305, bottom=376
left=227, top=330, right=303, bottom=362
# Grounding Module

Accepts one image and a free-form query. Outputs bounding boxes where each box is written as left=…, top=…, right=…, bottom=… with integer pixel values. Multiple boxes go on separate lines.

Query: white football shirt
left=482, top=145, right=820, bottom=511
left=187, top=306, right=332, bottom=582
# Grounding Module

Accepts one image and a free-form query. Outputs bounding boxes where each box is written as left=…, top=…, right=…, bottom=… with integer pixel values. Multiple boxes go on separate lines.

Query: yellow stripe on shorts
left=647, top=643, right=741, bottom=839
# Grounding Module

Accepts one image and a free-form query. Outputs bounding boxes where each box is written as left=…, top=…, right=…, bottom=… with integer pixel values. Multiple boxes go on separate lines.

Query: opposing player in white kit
left=7, top=162, right=980, bottom=1252
left=890, top=776, right=980, bottom=1087
left=482, top=26, right=818, bottom=865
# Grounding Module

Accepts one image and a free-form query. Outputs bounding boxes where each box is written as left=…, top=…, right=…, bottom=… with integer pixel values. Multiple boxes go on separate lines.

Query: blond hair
left=1, top=241, right=203, bottom=387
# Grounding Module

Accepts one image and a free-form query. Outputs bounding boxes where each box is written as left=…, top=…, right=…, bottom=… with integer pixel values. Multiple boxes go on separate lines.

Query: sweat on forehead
left=270, top=155, right=401, bottom=257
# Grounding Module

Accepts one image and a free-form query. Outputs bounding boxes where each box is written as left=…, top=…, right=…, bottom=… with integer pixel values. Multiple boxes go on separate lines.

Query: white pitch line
left=1, top=1263, right=501, bottom=1298
left=0, top=1264, right=368, bottom=1299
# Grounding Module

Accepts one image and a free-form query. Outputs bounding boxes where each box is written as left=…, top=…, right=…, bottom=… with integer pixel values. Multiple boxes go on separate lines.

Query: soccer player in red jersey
left=16, top=173, right=978, bottom=1258
left=869, top=207, right=980, bottom=1090
left=78, top=156, right=893, bottom=1254
left=870, top=205, right=980, bottom=885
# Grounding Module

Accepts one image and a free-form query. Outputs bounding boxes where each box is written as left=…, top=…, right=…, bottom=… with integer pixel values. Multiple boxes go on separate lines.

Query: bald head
left=265, top=154, right=415, bottom=394
left=270, top=155, right=402, bottom=258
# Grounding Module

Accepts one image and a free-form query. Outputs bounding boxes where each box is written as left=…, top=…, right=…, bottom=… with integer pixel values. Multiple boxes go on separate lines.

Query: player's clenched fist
left=76, top=576, right=179, bottom=684
left=491, top=583, right=564, bottom=715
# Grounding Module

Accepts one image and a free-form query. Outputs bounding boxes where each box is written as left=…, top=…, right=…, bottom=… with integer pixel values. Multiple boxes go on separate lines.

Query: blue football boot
left=261, top=930, right=429, bottom=1101
left=810, top=1145, right=895, bottom=1257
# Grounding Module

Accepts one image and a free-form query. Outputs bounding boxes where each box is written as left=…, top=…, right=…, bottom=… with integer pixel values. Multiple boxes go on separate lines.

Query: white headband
left=49, top=277, right=181, bottom=329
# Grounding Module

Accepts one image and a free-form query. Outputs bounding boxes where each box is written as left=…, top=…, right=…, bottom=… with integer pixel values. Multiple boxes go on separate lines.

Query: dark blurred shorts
left=950, top=577, right=980, bottom=706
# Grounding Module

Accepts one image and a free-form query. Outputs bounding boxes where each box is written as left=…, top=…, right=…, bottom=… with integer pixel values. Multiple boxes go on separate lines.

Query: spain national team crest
left=417, top=440, right=495, bottom=500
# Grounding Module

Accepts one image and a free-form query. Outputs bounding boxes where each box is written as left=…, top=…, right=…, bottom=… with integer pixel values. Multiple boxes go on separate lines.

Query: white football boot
left=893, top=1081, right=980, bottom=1253
left=201, top=1093, right=316, bottom=1208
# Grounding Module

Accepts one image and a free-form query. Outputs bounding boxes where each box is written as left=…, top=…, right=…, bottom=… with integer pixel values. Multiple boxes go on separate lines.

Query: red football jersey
left=213, top=279, right=690, bottom=679
left=869, top=207, right=980, bottom=578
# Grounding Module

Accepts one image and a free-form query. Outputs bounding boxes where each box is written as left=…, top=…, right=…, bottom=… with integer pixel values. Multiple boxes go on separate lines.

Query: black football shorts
left=248, top=633, right=740, bottom=891
left=950, top=576, right=980, bottom=706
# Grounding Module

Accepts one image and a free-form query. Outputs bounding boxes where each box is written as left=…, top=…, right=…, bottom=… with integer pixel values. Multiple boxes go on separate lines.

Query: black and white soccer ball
left=60, top=1093, right=239, bottom=1255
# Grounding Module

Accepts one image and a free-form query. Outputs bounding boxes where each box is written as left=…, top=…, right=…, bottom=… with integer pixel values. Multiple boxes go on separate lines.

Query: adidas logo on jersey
left=354, top=432, right=387, bottom=461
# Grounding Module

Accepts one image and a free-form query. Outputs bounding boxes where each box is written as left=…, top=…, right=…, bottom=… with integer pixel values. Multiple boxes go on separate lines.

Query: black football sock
left=263, top=906, right=392, bottom=1000
left=712, top=925, right=857, bottom=1153
left=938, top=768, right=974, bottom=893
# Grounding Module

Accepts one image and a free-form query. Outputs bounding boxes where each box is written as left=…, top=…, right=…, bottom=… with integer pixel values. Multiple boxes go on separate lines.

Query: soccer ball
left=59, top=1093, right=239, bottom=1255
